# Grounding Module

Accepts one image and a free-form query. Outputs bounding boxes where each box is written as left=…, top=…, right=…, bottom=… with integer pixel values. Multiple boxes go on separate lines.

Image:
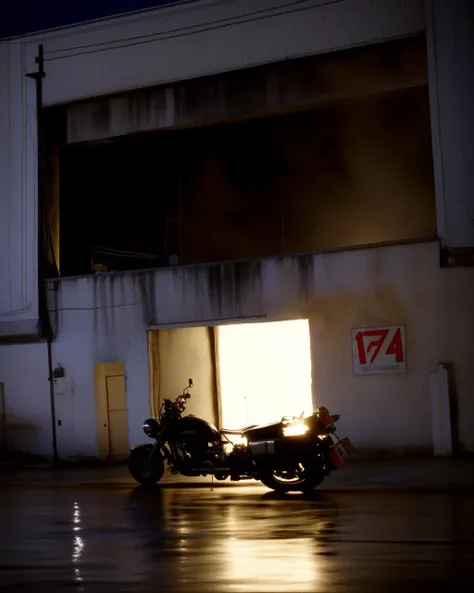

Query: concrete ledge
left=68, top=37, right=427, bottom=143
left=0, top=319, right=41, bottom=342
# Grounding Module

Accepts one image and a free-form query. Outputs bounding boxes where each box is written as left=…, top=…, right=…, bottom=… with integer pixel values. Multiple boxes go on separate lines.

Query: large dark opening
left=57, top=85, right=436, bottom=277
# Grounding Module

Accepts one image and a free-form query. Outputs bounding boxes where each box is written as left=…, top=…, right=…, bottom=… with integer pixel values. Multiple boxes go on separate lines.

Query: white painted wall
left=5, top=242, right=461, bottom=459
left=0, top=43, right=39, bottom=338
left=2, top=240, right=473, bottom=459
left=47, top=288, right=150, bottom=459
left=0, top=342, right=51, bottom=456
left=425, top=0, right=474, bottom=248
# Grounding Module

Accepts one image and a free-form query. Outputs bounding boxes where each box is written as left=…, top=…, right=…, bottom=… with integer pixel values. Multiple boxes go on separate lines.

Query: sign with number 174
left=352, top=325, right=406, bottom=375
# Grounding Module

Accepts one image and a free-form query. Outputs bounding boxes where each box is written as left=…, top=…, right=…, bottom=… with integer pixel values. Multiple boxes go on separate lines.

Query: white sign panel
left=352, top=325, right=406, bottom=375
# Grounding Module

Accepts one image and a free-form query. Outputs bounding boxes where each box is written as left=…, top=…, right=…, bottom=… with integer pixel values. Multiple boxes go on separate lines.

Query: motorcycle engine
left=179, top=435, right=213, bottom=466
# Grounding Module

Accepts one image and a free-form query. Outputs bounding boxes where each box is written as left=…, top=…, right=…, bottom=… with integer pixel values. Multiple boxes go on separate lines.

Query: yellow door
left=94, top=362, right=129, bottom=460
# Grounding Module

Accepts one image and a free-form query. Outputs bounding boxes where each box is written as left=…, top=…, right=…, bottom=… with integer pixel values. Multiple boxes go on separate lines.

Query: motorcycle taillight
left=317, top=407, right=331, bottom=426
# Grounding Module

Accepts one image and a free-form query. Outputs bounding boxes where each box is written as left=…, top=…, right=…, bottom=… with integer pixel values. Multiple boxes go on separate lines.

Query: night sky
left=0, top=0, right=198, bottom=39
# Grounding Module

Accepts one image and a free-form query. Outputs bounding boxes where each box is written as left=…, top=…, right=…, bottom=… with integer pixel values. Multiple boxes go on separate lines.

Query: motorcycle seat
left=221, top=426, right=257, bottom=435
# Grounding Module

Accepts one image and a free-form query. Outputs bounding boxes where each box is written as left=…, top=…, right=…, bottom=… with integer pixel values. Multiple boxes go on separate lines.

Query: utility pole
left=26, top=45, right=59, bottom=466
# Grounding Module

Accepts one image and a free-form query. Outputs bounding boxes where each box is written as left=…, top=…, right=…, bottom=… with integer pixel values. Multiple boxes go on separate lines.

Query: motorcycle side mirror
left=188, top=378, right=194, bottom=387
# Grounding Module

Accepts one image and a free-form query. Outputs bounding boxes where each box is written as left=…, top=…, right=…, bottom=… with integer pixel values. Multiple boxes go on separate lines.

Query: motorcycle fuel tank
left=169, top=415, right=221, bottom=444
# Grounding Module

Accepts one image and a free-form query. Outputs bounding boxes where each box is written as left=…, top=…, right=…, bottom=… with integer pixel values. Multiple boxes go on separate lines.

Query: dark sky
left=0, top=0, right=198, bottom=39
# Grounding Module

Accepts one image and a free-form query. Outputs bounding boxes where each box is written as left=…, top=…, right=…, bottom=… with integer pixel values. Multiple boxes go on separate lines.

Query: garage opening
left=147, top=319, right=313, bottom=431
left=217, top=320, right=312, bottom=430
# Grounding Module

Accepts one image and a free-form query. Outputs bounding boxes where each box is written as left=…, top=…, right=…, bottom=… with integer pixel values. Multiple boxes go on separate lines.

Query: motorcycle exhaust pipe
left=195, top=467, right=232, bottom=473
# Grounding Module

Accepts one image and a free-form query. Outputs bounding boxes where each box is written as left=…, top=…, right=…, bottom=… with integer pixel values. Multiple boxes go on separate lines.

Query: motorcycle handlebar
left=172, top=393, right=191, bottom=410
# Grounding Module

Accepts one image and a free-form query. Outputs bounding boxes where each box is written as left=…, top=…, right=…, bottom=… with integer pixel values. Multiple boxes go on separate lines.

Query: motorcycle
left=128, top=378, right=353, bottom=492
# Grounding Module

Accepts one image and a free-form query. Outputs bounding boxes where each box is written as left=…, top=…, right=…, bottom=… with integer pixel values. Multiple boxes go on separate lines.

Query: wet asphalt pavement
left=0, top=485, right=473, bottom=592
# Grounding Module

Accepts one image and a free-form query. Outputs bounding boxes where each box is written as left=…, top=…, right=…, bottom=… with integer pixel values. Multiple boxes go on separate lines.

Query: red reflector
left=329, top=442, right=349, bottom=468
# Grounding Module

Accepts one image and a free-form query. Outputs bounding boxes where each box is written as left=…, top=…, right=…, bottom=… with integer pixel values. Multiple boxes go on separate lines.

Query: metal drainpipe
left=26, top=45, right=59, bottom=466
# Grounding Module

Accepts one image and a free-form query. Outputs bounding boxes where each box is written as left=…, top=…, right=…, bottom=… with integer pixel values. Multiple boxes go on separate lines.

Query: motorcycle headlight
left=143, top=418, right=160, bottom=438
left=282, top=421, right=309, bottom=437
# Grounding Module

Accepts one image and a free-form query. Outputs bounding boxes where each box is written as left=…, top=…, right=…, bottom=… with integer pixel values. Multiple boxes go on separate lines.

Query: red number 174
left=355, top=328, right=404, bottom=365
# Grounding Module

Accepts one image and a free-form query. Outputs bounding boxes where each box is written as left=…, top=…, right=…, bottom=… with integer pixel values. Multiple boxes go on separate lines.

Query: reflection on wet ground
left=0, top=486, right=473, bottom=591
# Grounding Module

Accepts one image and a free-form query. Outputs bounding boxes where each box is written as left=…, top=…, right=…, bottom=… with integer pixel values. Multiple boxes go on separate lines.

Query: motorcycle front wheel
left=258, top=461, right=325, bottom=493
left=128, top=445, right=165, bottom=487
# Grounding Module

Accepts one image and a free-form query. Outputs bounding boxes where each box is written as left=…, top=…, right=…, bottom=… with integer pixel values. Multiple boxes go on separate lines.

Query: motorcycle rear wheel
left=258, top=463, right=325, bottom=493
left=128, top=446, right=165, bottom=487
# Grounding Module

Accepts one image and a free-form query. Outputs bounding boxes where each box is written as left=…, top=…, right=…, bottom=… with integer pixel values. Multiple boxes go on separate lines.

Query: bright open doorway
left=217, top=319, right=313, bottom=430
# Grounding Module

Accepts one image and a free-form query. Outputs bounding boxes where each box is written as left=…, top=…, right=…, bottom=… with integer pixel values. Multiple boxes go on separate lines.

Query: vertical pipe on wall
left=26, top=45, right=59, bottom=465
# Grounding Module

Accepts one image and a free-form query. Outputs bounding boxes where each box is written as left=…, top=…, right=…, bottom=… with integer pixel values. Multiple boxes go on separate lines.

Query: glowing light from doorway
left=224, top=537, right=317, bottom=591
left=218, top=320, right=313, bottom=430
left=223, top=509, right=318, bottom=591
left=72, top=502, right=84, bottom=584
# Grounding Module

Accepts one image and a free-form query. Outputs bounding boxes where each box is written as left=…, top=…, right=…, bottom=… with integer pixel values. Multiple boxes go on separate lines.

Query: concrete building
left=0, top=0, right=473, bottom=462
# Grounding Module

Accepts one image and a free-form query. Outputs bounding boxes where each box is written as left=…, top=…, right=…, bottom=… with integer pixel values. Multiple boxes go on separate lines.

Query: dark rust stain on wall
left=136, top=271, right=157, bottom=326
left=297, top=254, right=315, bottom=302
left=233, top=260, right=262, bottom=291
left=206, top=259, right=263, bottom=314
left=92, top=277, right=99, bottom=333
left=207, top=265, right=224, bottom=313
left=97, top=275, right=111, bottom=337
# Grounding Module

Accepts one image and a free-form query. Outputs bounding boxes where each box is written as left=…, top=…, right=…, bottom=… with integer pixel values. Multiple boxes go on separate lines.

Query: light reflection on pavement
left=0, top=486, right=473, bottom=592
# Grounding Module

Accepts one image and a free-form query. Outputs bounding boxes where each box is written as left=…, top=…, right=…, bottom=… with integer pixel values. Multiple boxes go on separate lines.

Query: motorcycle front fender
left=129, top=443, right=153, bottom=455
left=129, top=441, right=166, bottom=466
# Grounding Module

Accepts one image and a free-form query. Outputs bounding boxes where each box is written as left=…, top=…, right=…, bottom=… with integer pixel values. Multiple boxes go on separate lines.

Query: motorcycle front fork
left=146, top=436, right=166, bottom=467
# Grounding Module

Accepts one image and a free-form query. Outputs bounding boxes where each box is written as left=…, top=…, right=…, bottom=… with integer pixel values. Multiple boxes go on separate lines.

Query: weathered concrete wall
left=0, top=0, right=424, bottom=338
left=67, top=37, right=428, bottom=143
left=3, top=0, right=472, bottom=343
left=0, top=240, right=459, bottom=459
